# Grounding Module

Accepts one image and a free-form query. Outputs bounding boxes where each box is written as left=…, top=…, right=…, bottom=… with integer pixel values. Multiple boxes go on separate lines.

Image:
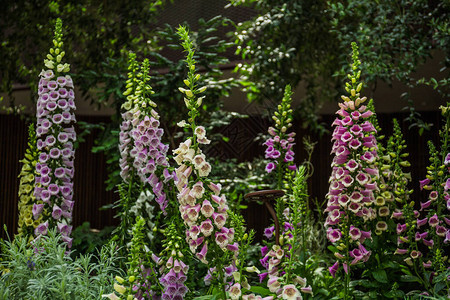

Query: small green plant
left=0, top=229, right=123, bottom=300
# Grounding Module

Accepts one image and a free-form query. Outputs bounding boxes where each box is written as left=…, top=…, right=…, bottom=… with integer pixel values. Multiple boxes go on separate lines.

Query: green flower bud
left=356, top=82, right=363, bottom=92
left=185, top=90, right=194, bottom=97
left=115, top=276, right=125, bottom=284
left=114, top=283, right=126, bottom=294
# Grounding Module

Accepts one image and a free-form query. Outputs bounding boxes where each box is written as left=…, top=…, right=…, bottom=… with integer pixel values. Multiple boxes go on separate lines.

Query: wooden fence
left=0, top=111, right=442, bottom=241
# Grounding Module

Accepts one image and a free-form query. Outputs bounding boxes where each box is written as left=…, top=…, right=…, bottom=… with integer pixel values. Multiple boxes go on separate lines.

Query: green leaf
left=372, top=269, right=388, bottom=283
left=384, top=290, right=405, bottom=298
left=249, top=286, right=271, bottom=296
left=327, top=245, right=338, bottom=253
left=193, top=296, right=214, bottom=300
left=399, top=275, right=420, bottom=283
left=434, top=281, right=445, bottom=294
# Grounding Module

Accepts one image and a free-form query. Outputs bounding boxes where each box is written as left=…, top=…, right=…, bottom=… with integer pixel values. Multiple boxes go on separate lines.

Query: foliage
left=230, top=0, right=337, bottom=134
left=230, top=0, right=448, bottom=133
left=70, top=222, right=115, bottom=258
left=0, top=229, right=123, bottom=300
left=0, top=0, right=168, bottom=111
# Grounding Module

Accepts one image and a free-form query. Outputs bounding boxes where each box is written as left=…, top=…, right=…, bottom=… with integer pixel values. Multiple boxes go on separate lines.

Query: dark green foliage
left=0, top=0, right=167, bottom=108
left=70, top=222, right=115, bottom=258
left=231, top=0, right=448, bottom=133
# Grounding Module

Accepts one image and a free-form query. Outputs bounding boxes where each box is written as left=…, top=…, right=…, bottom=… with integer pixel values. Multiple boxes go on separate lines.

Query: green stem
left=344, top=220, right=351, bottom=300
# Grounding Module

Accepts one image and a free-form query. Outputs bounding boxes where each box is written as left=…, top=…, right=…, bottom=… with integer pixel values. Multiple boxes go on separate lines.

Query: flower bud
left=341, top=95, right=351, bottom=102
left=114, top=283, right=126, bottom=294
left=356, top=82, right=363, bottom=92
left=115, top=276, right=125, bottom=284
left=185, top=90, right=194, bottom=97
